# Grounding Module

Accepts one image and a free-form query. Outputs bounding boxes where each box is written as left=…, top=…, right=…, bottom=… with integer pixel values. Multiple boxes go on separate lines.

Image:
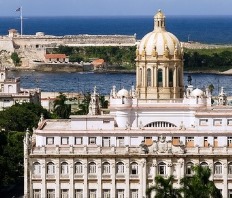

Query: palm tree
left=181, top=165, right=222, bottom=198
left=53, top=92, right=71, bottom=119
left=75, top=92, right=91, bottom=115
left=146, top=175, right=182, bottom=198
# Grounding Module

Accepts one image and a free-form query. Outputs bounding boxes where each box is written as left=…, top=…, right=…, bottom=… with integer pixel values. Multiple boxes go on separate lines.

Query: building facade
left=24, top=10, right=232, bottom=198
left=0, top=66, right=41, bottom=110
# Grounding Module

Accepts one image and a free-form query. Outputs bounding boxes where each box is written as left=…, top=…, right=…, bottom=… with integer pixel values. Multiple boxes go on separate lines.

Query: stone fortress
left=23, top=10, right=232, bottom=198
left=0, top=29, right=136, bottom=67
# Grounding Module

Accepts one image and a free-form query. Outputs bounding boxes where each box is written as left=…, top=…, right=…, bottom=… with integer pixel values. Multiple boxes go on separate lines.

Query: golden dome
left=138, top=10, right=182, bottom=58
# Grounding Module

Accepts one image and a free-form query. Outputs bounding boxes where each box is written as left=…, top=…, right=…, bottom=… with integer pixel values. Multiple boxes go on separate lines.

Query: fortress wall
left=12, top=34, right=136, bottom=49
left=0, top=37, right=15, bottom=52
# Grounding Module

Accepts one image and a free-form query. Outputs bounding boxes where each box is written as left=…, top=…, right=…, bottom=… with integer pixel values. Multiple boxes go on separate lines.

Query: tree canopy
left=146, top=165, right=222, bottom=198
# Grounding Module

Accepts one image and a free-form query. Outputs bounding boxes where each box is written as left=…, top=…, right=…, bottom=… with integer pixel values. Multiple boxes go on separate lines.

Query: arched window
left=157, top=69, right=163, bottom=87
left=1, top=73, right=3, bottom=79
left=33, top=162, right=41, bottom=175
left=88, top=162, right=96, bottom=174
left=169, top=69, right=173, bottom=87
left=200, top=162, right=208, bottom=168
left=158, top=162, right=166, bottom=176
left=61, top=162, right=69, bottom=174
left=102, top=162, right=110, bottom=174
left=186, top=162, right=194, bottom=175
left=75, top=162, right=83, bottom=174
left=228, top=162, right=232, bottom=174
left=145, top=121, right=176, bottom=128
left=47, top=162, right=55, bottom=175
left=130, top=162, right=138, bottom=175
left=214, top=162, right=222, bottom=175
left=147, top=68, right=151, bottom=87
left=116, top=162, right=124, bottom=174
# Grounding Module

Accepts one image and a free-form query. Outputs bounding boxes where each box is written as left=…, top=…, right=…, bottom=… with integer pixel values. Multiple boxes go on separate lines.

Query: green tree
left=208, top=84, right=215, bottom=95
left=53, top=92, right=71, bottom=118
left=99, top=95, right=108, bottom=109
left=0, top=103, right=50, bottom=131
left=146, top=175, right=182, bottom=198
left=181, top=165, right=222, bottom=198
left=11, top=52, right=20, bottom=66
left=75, top=93, right=91, bottom=115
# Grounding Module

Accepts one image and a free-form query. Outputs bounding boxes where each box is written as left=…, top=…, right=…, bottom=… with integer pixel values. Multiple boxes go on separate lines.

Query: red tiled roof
left=44, top=54, right=67, bottom=59
left=91, top=59, right=105, bottom=66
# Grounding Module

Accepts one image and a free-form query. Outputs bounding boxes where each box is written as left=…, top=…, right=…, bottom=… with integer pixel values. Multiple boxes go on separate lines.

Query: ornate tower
left=136, top=10, right=184, bottom=99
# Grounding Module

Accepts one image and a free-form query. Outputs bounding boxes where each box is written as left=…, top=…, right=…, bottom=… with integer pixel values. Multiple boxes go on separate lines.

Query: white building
left=24, top=10, right=232, bottom=198
left=0, top=66, right=41, bottom=110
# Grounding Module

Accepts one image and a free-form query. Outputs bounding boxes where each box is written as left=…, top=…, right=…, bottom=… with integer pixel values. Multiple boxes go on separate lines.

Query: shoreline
left=9, top=67, right=232, bottom=75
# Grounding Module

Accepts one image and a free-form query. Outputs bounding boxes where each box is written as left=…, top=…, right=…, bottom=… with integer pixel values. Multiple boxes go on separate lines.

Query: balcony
left=130, top=174, right=139, bottom=180
left=32, top=174, right=42, bottom=179
left=88, top=174, right=97, bottom=180
left=102, top=174, right=112, bottom=180
left=60, top=174, right=69, bottom=179
left=46, top=174, right=55, bottom=179
left=116, top=174, right=125, bottom=180
left=74, top=174, right=84, bottom=179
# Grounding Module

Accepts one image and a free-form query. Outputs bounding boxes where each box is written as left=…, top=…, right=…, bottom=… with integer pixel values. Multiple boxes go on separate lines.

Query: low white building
left=24, top=10, right=232, bottom=198
left=0, top=66, right=41, bottom=110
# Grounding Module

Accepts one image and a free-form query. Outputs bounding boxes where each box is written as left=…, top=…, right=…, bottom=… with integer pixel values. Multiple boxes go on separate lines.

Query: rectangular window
left=61, top=137, right=69, bottom=145
left=228, top=137, right=232, bottom=147
left=130, top=137, right=138, bottom=146
left=186, top=137, right=194, bottom=147
left=89, top=189, right=97, bottom=198
left=47, top=189, right=55, bottom=198
left=213, top=119, right=222, bottom=126
left=172, top=137, right=180, bottom=146
left=46, top=137, right=54, bottom=145
left=89, top=137, right=96, bottom=144
left=103, top=120, right=110, bottom=123
left=102, top=137, right=110, bottom=147
left=228, top=119, right=232, bottom=126
left=130, top=189, right=138, bottom=198
left=75, top=189, right=83, bottom=198
left=214, top=137, right=218, bottom=147
left=117, top=189, right=124, bottom=198
left=61, top=189, right=69, bottom=198
left=102, top=189, right=110, bottom=198
left=33, top=189, right=41, bottom=198
left=144, top=137, right=153, bottom=145
left=229, top=190, right=232, bottom=198
left=75, top=137, right=83, bottom=145
left=117, top=137, right=124, bottom=147
left=199, top=119, right=208, bottom=126
left=204, top=137, right=209, bottom=147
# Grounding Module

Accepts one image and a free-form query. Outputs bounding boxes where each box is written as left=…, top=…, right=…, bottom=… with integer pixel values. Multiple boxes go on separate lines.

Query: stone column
left=142, top=65, right=146, bottom=87
left=223, top=161, right=228, bottom=198
left=142, top=159, right=147, bottom=198
left=163, top=66, right=166, bottom=87
left=154, top=64, right=158, bottom=87
left=83, top=160, right=88, bottom=198
left=125, top=159, right=130, bottom=198
left=55, top=159, right=60, bottom=198
left=166, top=66, right=169, bottom=87
left=174, top=64, right=177, bottom=88
left=41, top=160, right=46, bottom=198
left=112, top=160, right=116, bottom=198
left=70, top=159, right=74, bottom=198
left=97, top=161, right=102, bottom=198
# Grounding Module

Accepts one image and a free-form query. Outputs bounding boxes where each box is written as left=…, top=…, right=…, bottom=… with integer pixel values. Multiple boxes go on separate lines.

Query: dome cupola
left=136, top=10, right=184, bottom=100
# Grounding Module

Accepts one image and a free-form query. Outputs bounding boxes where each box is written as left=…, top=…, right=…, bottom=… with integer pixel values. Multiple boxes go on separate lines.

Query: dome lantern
left=154, top=9, right=166, bottom=31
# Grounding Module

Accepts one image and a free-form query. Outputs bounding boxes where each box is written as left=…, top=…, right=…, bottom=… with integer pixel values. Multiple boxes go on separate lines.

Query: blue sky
left=0, top=0, right=231, bottom=16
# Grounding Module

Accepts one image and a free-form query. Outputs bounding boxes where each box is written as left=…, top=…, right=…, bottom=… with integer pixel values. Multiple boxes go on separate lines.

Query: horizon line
left=1, top=14, right=232, bottom=18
